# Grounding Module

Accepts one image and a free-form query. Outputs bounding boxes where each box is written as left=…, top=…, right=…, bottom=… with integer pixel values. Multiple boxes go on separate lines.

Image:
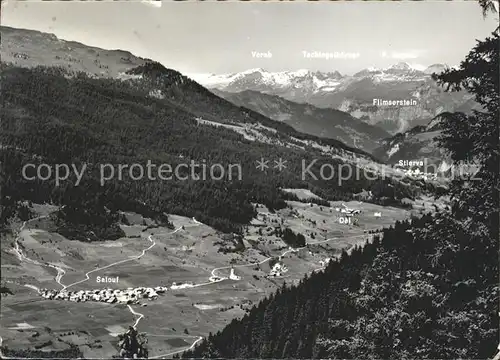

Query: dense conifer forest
left=276, top=227, right=306, bottom=248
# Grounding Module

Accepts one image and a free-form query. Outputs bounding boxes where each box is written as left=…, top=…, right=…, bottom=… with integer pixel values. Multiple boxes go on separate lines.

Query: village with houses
left=39, top=286, right=168, bottom=305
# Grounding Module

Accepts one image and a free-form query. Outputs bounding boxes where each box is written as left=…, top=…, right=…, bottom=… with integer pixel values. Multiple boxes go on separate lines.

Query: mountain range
left=2, top=25, right=473, bottom=174
left=190, top=64, right=479, bottom=135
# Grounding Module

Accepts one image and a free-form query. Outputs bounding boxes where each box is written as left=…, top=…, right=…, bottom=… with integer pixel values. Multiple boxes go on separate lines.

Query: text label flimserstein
left=373, top=99, right=418, bottom=106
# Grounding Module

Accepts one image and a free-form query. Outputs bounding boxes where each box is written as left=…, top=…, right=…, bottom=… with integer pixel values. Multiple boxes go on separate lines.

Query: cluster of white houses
left=394, top=161, right=439, bottom=181
left=269, top=262, right=288, bottom=277
left=39, top=286, right=169, bottom=305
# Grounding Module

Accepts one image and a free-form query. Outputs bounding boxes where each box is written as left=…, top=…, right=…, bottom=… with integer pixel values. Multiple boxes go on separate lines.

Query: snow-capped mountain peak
left=188, top=68, right=346, bottom=94
left=240, top=68, right=267, bottom=75
left=290, top=69, right=310, bottom=77
left=328, top=70, right=344, bottom=79
left=189, top=62, right=456, bottom=92
left=191, top=62, right=436, bottom=91
left=385, top=62, right=429, bottom=73
left=423, top=63, right=448, bottom=75
left=388, top=61, right=412, bottom=71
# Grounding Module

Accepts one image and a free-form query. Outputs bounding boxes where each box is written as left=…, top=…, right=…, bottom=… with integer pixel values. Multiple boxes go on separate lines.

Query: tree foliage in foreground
left=114, top=326, right=148, bottom=359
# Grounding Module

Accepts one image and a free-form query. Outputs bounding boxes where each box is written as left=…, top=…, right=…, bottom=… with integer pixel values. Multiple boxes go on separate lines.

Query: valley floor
left=0, top=197, right=442, bottom=358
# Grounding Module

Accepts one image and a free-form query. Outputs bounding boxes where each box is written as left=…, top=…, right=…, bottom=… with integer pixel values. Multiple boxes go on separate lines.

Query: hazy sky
left=1, top=1, right=498, bottom=75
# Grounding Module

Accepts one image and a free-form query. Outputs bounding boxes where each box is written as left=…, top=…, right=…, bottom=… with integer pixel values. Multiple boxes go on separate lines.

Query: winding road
left=63, top=230, right=179, bottom=291
left=127, top=304, right=145, bottom=329
left=149, top=336, right=204, bottom=359
left=5, top=208, right=379, bottom=358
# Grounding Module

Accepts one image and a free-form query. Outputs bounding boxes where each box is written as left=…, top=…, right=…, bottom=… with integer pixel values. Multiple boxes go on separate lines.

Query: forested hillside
left=211, top=89, right=390, bottom=152
left=181, top=214, right=497, bottom=358
left=181, top=19, right=499, bottom=360
left=1, top=63, right=418, bottom=237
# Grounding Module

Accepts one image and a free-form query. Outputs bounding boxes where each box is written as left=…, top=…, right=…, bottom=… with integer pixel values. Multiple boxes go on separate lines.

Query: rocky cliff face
left=338, top=99, right=435, bottom=134
left=372, top=119, right=451, bottom=172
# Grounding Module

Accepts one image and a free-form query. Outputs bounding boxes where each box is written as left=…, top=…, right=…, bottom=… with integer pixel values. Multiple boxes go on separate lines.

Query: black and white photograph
left=0, top=1, right=499, bottom=359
